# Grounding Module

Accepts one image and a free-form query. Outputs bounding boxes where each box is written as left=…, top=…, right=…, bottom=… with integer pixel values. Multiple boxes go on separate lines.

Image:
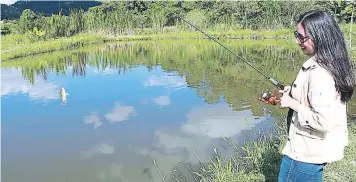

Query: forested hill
left=1, top=1, right=102, bottom=20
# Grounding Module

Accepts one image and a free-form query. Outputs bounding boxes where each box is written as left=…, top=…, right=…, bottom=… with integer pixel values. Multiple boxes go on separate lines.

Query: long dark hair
left=298, top=10, right=355, bottom=102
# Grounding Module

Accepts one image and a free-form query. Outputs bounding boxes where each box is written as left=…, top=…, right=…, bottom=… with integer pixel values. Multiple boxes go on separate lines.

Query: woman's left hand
left=279, top=86, right=301, bottom=111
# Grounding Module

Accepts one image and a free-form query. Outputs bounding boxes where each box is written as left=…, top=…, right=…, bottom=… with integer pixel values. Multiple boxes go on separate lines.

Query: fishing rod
left=155, top=2, right=295, bottom=132
left=155, top=2, right=285, bottom=92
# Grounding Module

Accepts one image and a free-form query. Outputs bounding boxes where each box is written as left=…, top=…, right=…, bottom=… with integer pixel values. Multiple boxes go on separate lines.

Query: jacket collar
left=302, top=55, right=318, bottom=71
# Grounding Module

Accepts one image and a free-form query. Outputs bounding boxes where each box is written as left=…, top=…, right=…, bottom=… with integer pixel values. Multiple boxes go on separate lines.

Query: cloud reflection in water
left=105, top=102, right=136, bottom=123
left=1, top=68, right=60, bottom=100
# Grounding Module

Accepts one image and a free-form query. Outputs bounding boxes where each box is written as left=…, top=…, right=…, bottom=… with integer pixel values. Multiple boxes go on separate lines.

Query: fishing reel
left=258, top=88, right=281, bottom=105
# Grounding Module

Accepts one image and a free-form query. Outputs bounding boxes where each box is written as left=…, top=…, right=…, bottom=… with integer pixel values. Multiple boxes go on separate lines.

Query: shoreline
left=2, top=26, right=354, bottom=62
left=1, top=29, right=294, bottom=61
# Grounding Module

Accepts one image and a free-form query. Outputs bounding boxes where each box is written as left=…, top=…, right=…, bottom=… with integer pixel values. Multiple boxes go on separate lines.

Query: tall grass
left=323, top=122, right=356, bottom=182
left=1, top=28, right=294, bottom=61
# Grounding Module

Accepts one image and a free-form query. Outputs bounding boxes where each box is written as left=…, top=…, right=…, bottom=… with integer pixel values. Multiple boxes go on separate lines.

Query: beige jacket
left=282, top=55, right=348, bottom=164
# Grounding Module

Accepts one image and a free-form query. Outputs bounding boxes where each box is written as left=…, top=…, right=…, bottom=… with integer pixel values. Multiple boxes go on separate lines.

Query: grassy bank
left=197, top=118, right=356, bottom=182
left=1, top=28, right=294, bottom=61
left=1, top=33, right=115, bottom=61
left=2, top=24, right=354, bottom=61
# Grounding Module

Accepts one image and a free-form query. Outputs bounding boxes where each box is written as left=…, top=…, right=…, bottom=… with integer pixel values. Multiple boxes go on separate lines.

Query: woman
left=277, top=10, right=355, bottom=182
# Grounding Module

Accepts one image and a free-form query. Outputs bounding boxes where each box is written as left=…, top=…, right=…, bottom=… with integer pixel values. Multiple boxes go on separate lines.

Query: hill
left=1, top=0, right=102, bottom=20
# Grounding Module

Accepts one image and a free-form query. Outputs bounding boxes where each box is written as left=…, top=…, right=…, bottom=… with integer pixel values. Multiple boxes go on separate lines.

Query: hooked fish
left=60, top=86, right=69, bottom=105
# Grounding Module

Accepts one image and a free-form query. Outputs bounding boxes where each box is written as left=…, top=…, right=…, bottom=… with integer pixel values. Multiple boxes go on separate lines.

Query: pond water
left=3, top=39, right=353, bottom=182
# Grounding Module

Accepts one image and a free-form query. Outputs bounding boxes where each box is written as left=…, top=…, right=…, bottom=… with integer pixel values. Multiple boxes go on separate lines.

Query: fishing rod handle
left=269, top=78, right=284, bottom=90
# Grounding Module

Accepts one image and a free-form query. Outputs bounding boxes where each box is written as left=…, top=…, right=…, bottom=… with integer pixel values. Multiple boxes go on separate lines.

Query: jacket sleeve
left=297, top=68, right=340, bottom=133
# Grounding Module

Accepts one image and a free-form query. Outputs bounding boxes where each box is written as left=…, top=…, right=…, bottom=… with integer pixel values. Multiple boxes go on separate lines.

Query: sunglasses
left=294, top=31, right=310, bottom=43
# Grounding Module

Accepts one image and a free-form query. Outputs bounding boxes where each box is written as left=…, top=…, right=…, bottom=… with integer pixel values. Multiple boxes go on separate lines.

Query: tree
left=147, top=4, right=168, bottom=33
left=184, top=9, right=207, bottom=29
left=68, top=8, right=84, bottom=36
left=18, top=9, right=37, bottom=33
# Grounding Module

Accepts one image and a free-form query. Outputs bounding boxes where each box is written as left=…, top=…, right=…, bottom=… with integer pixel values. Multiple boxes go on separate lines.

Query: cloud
left=84, top=112, right=103, bottom=129
left=105, top=102, right=136, bottom=123
left=80, top=143, right=115, bottom=158
left=143, top=74, right=187, bottom=89
left=1, top=68, right=60, bottom=100
left=151, top=96, right=171, bottom=108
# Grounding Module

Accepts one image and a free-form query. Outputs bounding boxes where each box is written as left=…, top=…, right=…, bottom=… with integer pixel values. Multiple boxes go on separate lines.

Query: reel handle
left=258, top=87, right=281, bottom=105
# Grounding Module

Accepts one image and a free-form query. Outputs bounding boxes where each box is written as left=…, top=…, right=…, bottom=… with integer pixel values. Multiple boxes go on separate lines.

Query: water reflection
left=97, top=163, right=125, bottom=181
left=143, top=74, right=187, bottom=89
left=1, top=68, right=60, bottom=101
left=150, top=104, right=266, bottom=166
left=80, top=143, right=115, bottom=158
left=105, top=102, right=136, bottom=123
left=84, top=112, right=103, bottom=129
left=151, top=95, right=171, bottom=108
left=182, top=105, right=261, bottom=138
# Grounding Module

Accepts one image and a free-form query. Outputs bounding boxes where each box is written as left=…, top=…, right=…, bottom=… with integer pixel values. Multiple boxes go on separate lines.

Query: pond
left=3, top=39, right=351, bottom=182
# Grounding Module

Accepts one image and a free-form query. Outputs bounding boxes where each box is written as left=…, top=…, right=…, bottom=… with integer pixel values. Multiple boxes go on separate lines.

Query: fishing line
left=154, top=2, right=285, bottom=90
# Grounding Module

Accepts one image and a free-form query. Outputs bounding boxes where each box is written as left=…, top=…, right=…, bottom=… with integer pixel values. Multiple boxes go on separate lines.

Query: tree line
left=0, top=1, right=101, bottom=20
left=1, top=0, right=355, bottom=39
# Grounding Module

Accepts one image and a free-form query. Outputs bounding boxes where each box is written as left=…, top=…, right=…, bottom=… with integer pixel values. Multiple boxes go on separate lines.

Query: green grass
left=2, top=24, right=354, bottom=61
left=101, top=28, right=295, bottom=43
left=1, top=33, right=114, bottom=61
left=323, top=123, right=356, bottom=182
left=1, top=28, right=294, bottom=61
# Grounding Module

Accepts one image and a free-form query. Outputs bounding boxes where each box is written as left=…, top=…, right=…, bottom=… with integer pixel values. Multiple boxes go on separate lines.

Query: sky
left=0, top=0, right=106, bottom=5
left=0, top=0, right=16, bottom=5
